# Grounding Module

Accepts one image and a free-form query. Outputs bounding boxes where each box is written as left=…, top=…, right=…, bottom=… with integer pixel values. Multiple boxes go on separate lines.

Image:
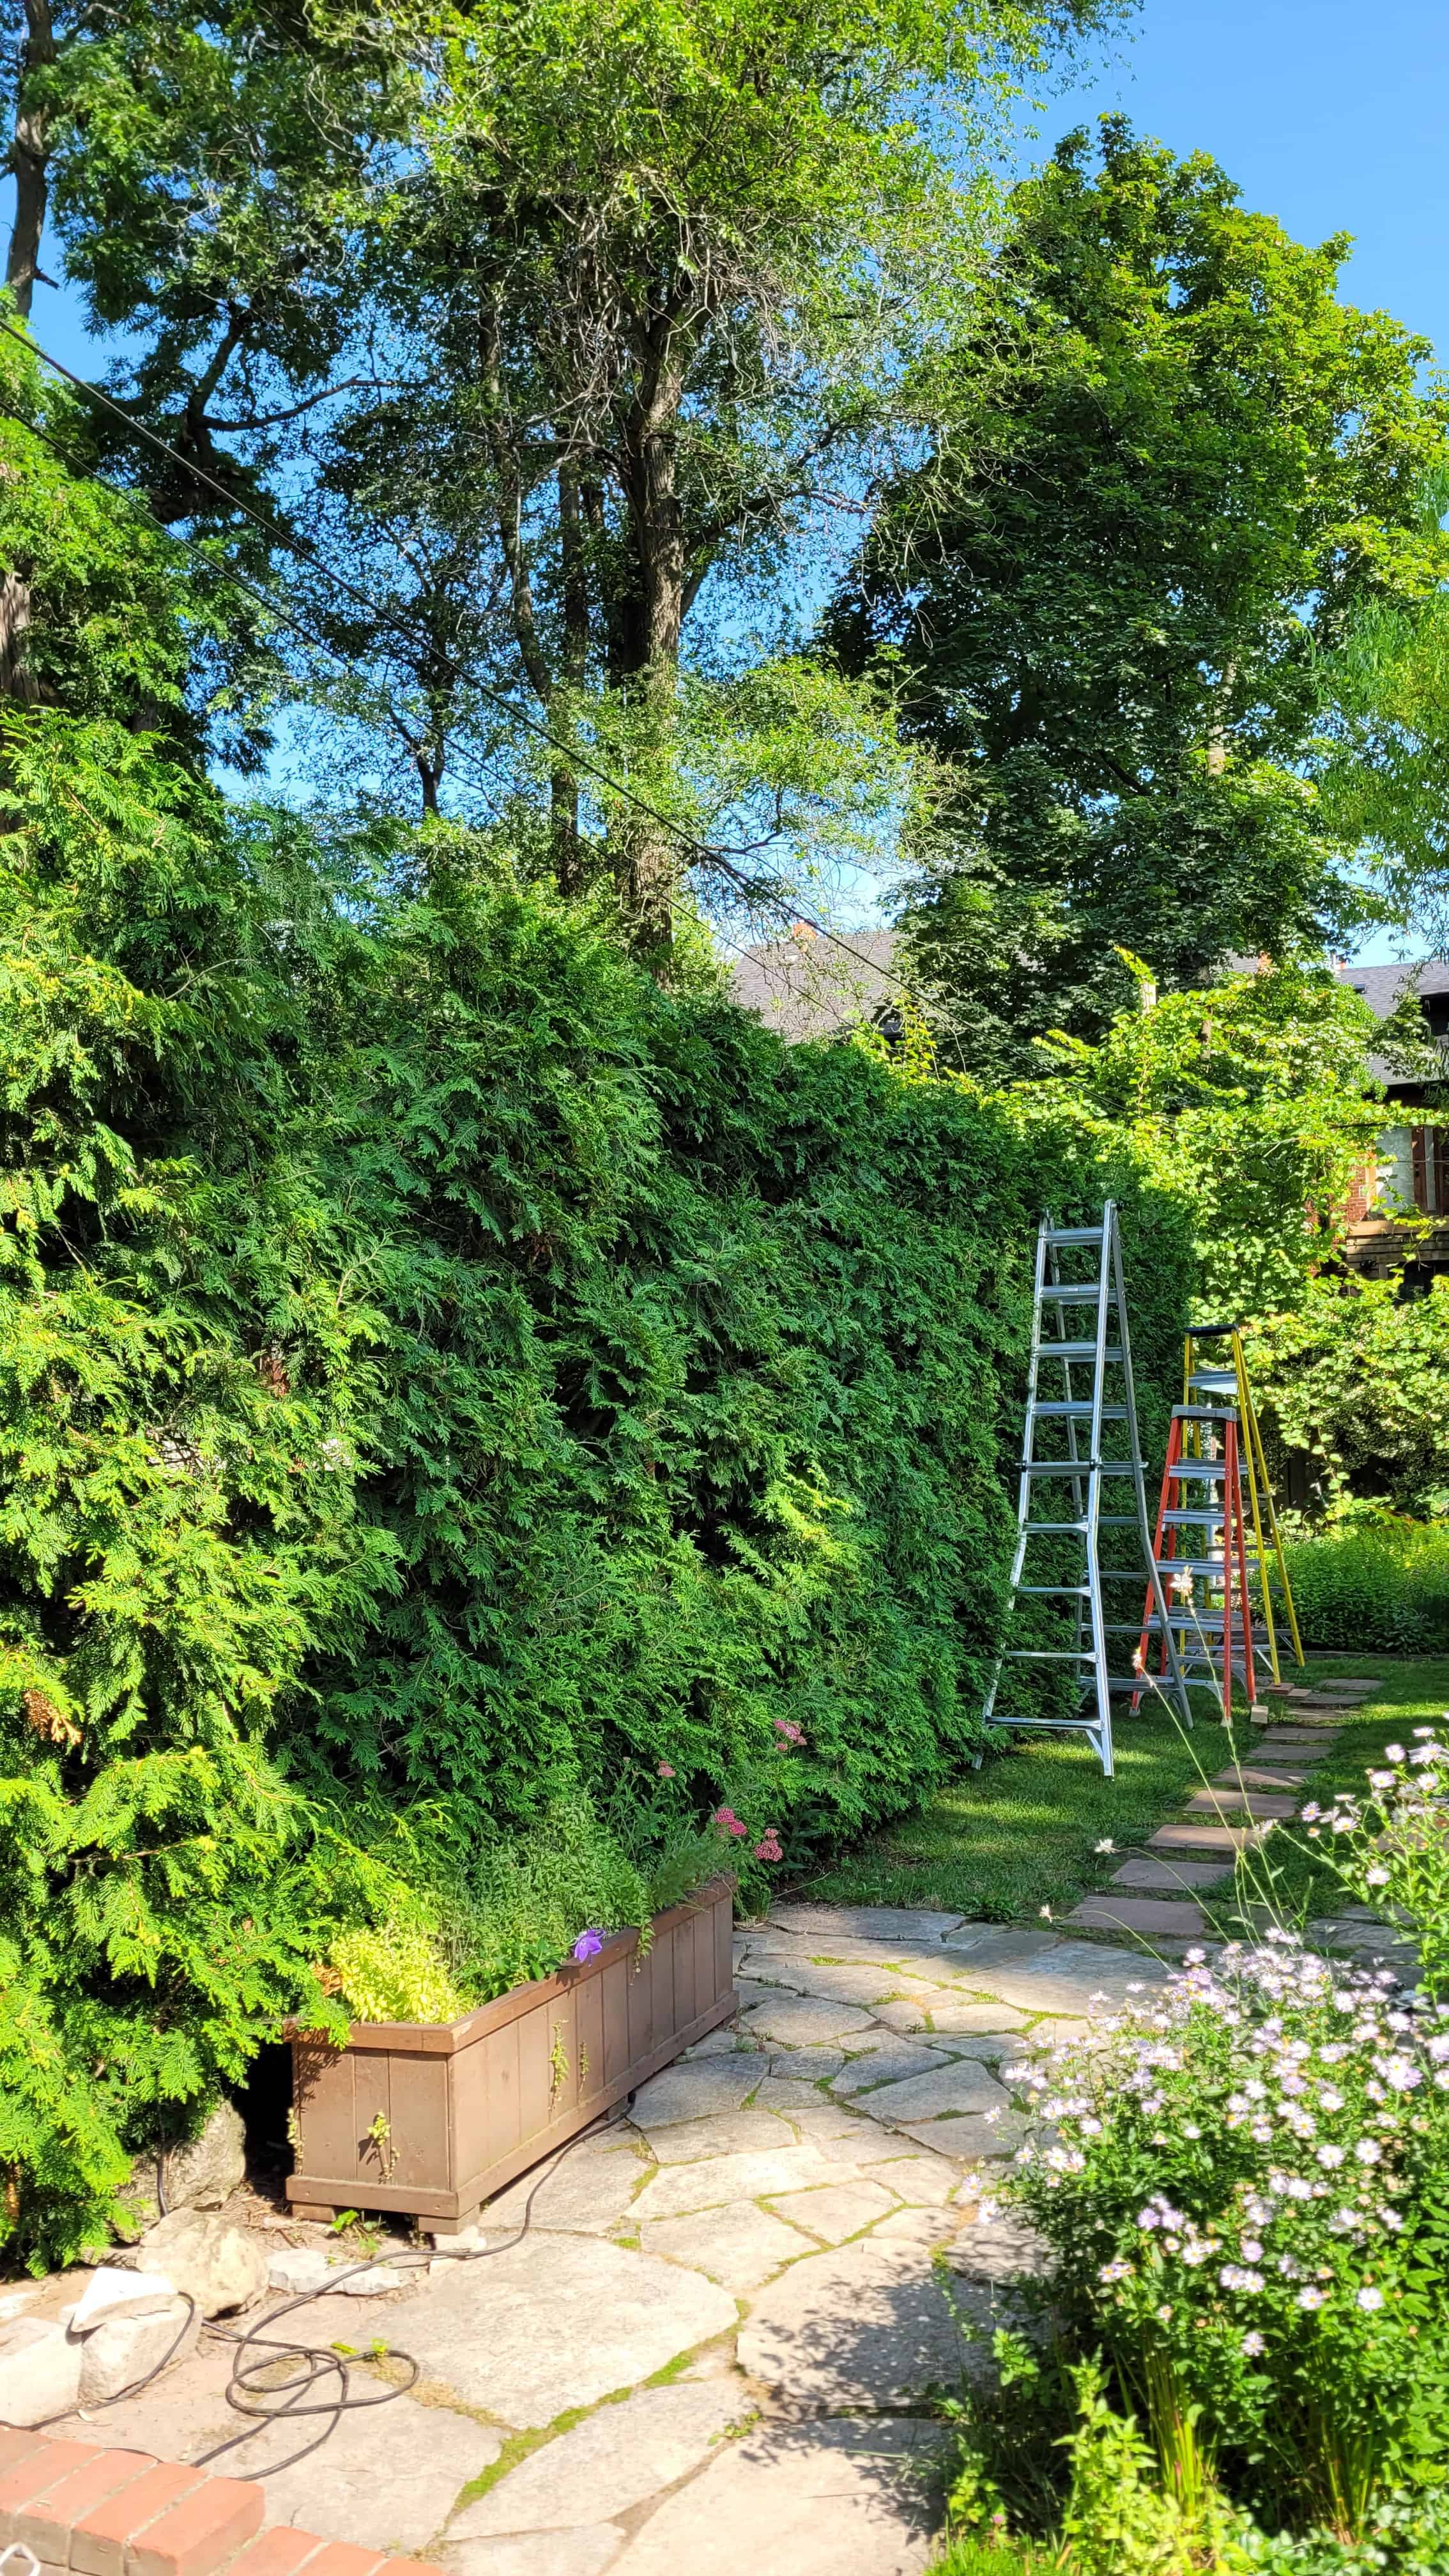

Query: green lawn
left=802, top=1657, right=1449, bottom=1928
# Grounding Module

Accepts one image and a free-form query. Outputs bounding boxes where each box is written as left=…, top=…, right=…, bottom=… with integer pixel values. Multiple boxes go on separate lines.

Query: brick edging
left=0, top=2429, right=443, bottom=2576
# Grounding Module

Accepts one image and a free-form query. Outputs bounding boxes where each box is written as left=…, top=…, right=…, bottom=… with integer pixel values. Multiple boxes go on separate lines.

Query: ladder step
left=1099, top=1514, right=1142, bottom=1527
left=1002, top=1648, right=1099, bottom=1662
left=1019, top=1460, right=1135, bottom=1475
left=1161, top=1508, right=1225, bottom=1525
left=1032, top=1403, right=1128, bottom=1419
left=1045, top=1227, right=1105, bottom=1245
left=1038, top=1343, right=1123, bottom=1363
left=1023, top=1519, right=1090, bottom=1535
left=1018, top=1584, right=1092, bottom=1597
left=1173, top=1406, right=1238, bottom=1423
left=1038, top=1284, right=1106, bottom=1304
left=1188, top=1371, right=1238, bottom=1396
left=1167, top=1462, right=1229, bottom=1480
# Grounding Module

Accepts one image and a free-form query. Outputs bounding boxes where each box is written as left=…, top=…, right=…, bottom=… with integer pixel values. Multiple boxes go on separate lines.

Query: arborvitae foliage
left=0, top=337, right=1194, bottom=2265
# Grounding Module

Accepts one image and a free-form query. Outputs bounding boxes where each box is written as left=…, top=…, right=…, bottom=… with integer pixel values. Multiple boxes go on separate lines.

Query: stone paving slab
left=447, top=2524, right=625, bottom=2576
left=737, top=2239, right=974, bottom=2406
left=630, top=2143, right=838, bottom=2223
left=402, top=2232, right=737, bottom=2424
left=1149, top=1819, right=1259, bottom=1855
left=767, top=1906, right=966, bottom=1942
left=637, top=2201, right=818, bottom=2290
left=1254, top=1729, right=1336, bottom=1751
left=1184, top=1787, right=1298, bottom=1819
left=1064, top=1893, right=1208, bottom=1940
left=743, top=1995, right=878, bottom=2047
left=1110, top=1854, right=1232, bottom=1891
left=1211, top=1765, right=1306, bottom=1790
left=638, top=2108, right=795, bottom=2163
left=894, top=2112, right=1031, bottom=2161
left=448, top=2383, right=743, bottom=2540
left=630, top=2059, right=765, bottom=2128
left=934, top=1937, right=1170, bottom=2017
left=765, top=2180, right=901, bottom=2244
left=848, top=2060, right=1006, bottom=2124
left=606, top=2418, right=945, bottom=2576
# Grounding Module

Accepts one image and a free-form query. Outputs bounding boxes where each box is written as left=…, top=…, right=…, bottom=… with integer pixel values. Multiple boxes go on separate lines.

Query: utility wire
left=1, top=318, right=915, bottom=1001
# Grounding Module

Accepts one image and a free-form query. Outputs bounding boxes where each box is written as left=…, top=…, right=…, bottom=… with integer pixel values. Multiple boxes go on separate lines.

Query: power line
left=1, top=318, right=919, bottom=1000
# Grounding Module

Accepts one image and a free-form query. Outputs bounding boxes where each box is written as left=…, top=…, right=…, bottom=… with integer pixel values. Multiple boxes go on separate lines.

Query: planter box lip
left=289, top=1873, right=737, bottom=2057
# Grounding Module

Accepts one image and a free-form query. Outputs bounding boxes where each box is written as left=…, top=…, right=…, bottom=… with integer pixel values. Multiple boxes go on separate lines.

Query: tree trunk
left=6, top=0, right=57, bottom=319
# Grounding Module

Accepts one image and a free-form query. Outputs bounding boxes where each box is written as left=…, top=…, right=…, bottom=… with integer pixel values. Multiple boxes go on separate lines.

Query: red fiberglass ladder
left=1137, top=1402, right=1261, bottom=1722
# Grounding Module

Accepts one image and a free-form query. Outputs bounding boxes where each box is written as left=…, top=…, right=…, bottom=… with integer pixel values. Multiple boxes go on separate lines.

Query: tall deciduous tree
left=22, top=0, right=1122, bottom=940
left=832, top=119, right=1449, bottom=1072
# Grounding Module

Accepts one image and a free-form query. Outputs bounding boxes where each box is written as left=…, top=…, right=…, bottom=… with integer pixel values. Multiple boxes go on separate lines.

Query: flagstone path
left=1059, top=1675, right=1388, bottom=1951
left=41, top=1907, right=1180, bottom=2576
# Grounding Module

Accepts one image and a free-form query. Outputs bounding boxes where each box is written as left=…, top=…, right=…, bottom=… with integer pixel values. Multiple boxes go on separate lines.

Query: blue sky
left=1033, top=0, right=1449, bottom=960
left=10, top=1, right=1448, bottom=952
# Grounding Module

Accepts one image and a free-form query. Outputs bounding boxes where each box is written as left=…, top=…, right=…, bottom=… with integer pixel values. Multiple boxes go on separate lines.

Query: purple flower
left=572, top=1928, right=604, bottom=1961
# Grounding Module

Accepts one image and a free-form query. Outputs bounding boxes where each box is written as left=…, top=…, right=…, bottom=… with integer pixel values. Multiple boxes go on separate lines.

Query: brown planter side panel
left=288, top=1881, right=737, bottom=2227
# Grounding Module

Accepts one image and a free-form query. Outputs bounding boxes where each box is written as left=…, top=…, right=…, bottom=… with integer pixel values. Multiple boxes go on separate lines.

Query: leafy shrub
left=327, top=1919, right=466, bottom=2024
left=1276, top=1522, right=1449, bottom=1653
left=1248, top=1278, right=1449, bottom=1524
left=1004, top=1931, right=1449, bottom=2536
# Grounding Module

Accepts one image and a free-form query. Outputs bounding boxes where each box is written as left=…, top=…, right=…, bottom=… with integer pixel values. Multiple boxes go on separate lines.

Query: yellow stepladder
left=1183, top=1324, right=1304, bottom=1681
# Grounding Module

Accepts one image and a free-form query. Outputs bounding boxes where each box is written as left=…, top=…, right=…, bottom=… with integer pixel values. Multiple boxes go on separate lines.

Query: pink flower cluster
left=711, top=1805, right=748, bottom=1839
left=753, top=1828, right=783, bottom=1864
left=773, top=1719, right=806, bottom=1747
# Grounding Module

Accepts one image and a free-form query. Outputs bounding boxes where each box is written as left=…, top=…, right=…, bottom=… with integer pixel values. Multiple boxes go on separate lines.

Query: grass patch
left=803, top=1657, right=1449, bottom=1929
left=802, top=1685, right=1240, bottom=1922
left=1207, top=1651, right=1449, bottom=1938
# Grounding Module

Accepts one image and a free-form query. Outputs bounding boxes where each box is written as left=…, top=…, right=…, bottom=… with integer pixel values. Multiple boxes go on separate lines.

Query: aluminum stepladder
left=1135, top=1329, right=1303, bottom=1719
left=983, top=1203, right=1192, bottom=1777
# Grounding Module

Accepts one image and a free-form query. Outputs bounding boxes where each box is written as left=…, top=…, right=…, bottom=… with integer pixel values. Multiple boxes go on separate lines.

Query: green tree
left=831, top=119, right=1449, bottom=1073
left=29, top=0, right=1122, bottom=935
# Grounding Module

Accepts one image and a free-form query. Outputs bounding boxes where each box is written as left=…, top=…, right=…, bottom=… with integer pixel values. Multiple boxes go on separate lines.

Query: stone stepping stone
left=450, top=2380, right=742, bottom=2541
left=1062, top=1893, right=1209, bottom=1940
left=605, top=2413, right=946, bottom=2576
left=1149, top=1819, right=1259, bottom=1855
left=1211, top=1764, right=1306, bottom=1790
left=1253, top=1728, right=1335, bottom=1751
left=1184, top=1787, right=1298, bottom=1818
left=1111, top=1853, right=1233, bottom=1891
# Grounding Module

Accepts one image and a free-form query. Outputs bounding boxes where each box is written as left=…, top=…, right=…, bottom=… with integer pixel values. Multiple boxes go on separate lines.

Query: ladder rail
left=1114, top=1213, right=1192, bottom=1729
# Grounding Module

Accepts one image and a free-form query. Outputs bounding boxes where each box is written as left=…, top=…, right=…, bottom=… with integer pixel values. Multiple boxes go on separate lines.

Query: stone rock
left=0, top=2318, right=83, bottom=2425
left=162, top=2101, right=247, bottom=2211
left=737, top=2241, right=971, bottom=2407
left=0, top=2288, right=38, bottom=2330
left=77, top=2297, right=199, bottom=2404
left=741, top=1995, right=876, bottom=2048
left=403, top=2232, right=737, bottom=2425
left=69, top=2265, right=178, bottom=2334
left=340, top=2259, right=418, bottom=2296
left=1064, top=1895, right=1209, bottom=1941
left=137, top=2208, right=268, bottom=2317
left=268, top=2247, right=344, bottom=2294
left=631, top=2143, right=836, bottom=2224
left=607, top=2417, right=944, bottom=2576
left=868, top=1999, right=930, bottom=2033
left=764, top=2181, right=898, bottom=2244
left=429, top=2223, right=491, bottom=2254
left=454, top=2382, right=743, bottom=2539
left=639, top=2200, right=815, bottom=2290
left=628, top=2058, right=763, bottom=2129
left=768, top=1906, right=964, bottom=1942
left=447, top=2533, right=622, bottom=2576
left=1110, top=1855, right=1232, bottom=1892
left=849, top=2060, right=1006, bottom=2126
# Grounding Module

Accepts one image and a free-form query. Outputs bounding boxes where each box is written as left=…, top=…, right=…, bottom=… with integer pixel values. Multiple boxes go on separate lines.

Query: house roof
left=728, top=927, right=899, bottom=1042
left=1335, top=960, right=1449, bottom=1091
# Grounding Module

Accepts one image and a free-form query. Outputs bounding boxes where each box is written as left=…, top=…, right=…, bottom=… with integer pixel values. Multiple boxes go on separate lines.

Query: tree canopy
left=832, top=119, right=1449, bottom=1072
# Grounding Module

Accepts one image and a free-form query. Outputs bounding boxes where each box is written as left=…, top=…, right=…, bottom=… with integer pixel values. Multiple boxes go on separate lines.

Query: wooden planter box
left=286, top=1878, right=737, bottom=2232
